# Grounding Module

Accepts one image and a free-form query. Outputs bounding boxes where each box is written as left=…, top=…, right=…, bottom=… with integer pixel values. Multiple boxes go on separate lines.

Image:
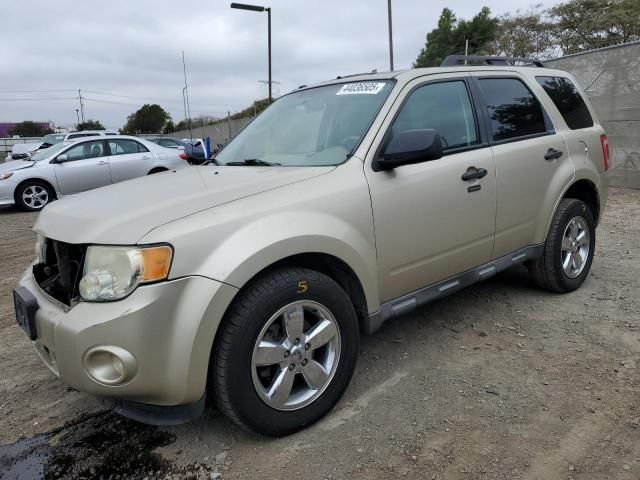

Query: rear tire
left=211, top=267, right=359, bottom=436
left=15, top=180, right=55, bottom=211
left=528, top=198, right=595, bottom=293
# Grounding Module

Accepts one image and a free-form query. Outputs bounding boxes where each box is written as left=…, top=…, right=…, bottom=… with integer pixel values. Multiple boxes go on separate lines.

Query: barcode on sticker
left=336, top=82, right=386, bottom=95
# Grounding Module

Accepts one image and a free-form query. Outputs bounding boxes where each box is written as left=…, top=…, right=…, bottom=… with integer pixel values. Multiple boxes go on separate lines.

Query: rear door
left=53, top=140, right=112, bottom=194
left=365, top=75, right=497, bottom=302
left=471, top=73, right=575, bottom=258
left=107, top=139, right=154, bottom=183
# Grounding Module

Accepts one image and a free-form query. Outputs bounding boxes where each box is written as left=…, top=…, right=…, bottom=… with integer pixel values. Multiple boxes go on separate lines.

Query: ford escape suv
left=14, top=57, right=609, bottom=436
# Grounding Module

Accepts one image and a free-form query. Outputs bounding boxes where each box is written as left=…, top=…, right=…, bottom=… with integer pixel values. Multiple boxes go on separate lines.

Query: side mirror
left=374, top=129, right=443, bottom=171
left=53, top=154, right=68, bottom=163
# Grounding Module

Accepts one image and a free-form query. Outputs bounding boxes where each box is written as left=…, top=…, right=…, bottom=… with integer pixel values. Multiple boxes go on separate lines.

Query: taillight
left=179, top=153, right=188, bottom=160
left=600, top=134, right=610, bottom=171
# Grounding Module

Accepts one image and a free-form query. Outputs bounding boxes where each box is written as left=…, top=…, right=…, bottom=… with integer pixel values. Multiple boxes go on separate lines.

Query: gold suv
left=14, top=57, right=609, bottom=435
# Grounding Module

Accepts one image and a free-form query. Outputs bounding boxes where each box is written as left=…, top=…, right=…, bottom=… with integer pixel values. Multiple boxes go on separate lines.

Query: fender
left=142, top=160, right=381, bottom=314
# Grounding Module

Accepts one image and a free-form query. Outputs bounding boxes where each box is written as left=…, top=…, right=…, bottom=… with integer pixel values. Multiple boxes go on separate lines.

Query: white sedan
left=0, top=135, right=189, bottom=211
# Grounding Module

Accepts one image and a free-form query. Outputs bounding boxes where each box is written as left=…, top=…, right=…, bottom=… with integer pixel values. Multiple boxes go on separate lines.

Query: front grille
left=11, top=153, right=29, bottom=160
left=33, top=239, right=87, bottom=306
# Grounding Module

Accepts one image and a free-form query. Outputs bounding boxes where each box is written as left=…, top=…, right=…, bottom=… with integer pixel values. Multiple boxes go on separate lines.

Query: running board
left=364, top=244, right=544, bottom=334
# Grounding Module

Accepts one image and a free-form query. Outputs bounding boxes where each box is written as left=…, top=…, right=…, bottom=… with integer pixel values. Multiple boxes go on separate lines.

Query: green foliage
left=230, top=98, right=271, bottom=120
left=76, top=119, right=105, bottom=131
left=414, top=7, right=498, bottom=68
left=494, top=4, right=559, bottom=59
left=163, top=120, right=175, bottom=134
left=121, top=104, right=171, bottom=134
left=9, top=121, right=53, bottom=137
left=550, top=0, right=640, bottom=53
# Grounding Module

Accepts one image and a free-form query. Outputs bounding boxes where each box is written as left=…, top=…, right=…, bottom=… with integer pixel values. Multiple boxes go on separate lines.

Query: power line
left=83, top=89, right=244, bottom=107
left=0, top=97, right=77, bottom=101
left=0, top=89, right=77, bottom=93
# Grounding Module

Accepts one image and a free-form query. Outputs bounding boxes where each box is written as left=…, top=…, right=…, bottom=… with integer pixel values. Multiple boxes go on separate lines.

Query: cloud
left=0, top=0, right=558, bottom=129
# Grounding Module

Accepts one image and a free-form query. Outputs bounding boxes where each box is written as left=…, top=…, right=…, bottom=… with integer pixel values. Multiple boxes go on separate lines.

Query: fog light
left=83, top=346, right=137, bottom=385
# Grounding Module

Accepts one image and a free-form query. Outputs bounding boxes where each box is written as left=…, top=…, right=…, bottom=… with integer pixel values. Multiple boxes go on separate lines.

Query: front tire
left=15, top=180, right=55, bottom=211
left=211, top=268, right=359, bottom=436
left=528, top=198, right=596, bottom=293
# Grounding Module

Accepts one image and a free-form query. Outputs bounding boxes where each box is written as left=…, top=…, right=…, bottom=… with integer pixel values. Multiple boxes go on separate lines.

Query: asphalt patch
left=0, top=412, right=216, bottom=479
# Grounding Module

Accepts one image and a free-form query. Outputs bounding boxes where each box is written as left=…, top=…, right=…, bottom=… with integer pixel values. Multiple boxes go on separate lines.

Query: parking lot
left=0, top=187, right=639, bottom=479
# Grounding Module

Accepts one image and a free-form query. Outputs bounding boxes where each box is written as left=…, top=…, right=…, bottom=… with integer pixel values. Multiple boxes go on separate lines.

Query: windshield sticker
left=336, top=82, right=386, bottom=95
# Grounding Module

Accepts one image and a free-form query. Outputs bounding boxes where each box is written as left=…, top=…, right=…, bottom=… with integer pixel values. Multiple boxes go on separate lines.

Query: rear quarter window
left=536, top=76, right=594, bottom=130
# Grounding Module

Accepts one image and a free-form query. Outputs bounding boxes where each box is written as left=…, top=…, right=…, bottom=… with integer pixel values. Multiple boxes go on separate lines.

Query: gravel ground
left=0, top=188, right=639, bottom=480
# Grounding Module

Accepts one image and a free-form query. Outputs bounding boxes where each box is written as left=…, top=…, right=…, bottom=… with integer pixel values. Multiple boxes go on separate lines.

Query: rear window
left=478, top=78, right=547, bottom=142
left=536, top=76, right=594, bottom=130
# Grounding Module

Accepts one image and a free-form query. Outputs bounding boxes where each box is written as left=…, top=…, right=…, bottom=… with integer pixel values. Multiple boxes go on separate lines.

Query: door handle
left=461, top=166, right=487, bottom=181
left=141, top=156, right=151, bottom=160
left=97, top=160, right=108, bottom=165
left=544, top=148, right=563, bottom=161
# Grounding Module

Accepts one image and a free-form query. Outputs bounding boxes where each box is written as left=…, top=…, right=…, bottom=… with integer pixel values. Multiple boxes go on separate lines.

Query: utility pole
left=464, top=38, right=469, bottom=64
left=227, top=111, right=232, bottom=142
left=78, top=89, right=85, bottom=123
left=182, top=51, right=193, bottom=142
left=75, top=109, right=80, bottom=127
left=387, top=0, right=394, bottom=71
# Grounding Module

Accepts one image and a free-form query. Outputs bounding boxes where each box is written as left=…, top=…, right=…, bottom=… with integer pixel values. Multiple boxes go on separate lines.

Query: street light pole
left=387, top=0, right=394, bottom=71
left=231, top=3, right=273, bottom=103
left=267, top=7, right=272, bottom=103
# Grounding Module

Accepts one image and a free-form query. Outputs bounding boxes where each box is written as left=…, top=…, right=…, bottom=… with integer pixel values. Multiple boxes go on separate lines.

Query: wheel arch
left=148, top=167, right=168, bottom=175
left=13, top=177, right=58, bottom=203
left=562, top=179, right=600, bottom=226
left=242, top=252, right=371, bottom=334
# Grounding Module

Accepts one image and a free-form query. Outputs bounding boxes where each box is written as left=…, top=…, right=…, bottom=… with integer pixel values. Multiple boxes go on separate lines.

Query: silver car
left=0, top=135, right=189, bottom=211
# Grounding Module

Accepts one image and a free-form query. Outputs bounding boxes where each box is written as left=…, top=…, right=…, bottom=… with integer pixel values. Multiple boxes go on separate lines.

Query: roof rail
left=441, top=55, right=546, bottom=68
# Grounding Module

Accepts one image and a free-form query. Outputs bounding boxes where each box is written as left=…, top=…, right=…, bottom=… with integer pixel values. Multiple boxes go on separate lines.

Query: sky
left=0, top=0, right=560, bottom=130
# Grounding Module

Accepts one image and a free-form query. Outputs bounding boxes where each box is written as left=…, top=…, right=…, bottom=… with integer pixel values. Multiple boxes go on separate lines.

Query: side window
left=536, top=76, right=594, bottom=130
left=479, top=78, right=547, bottom=142
left=108, top=139, right=149, bottom=155
left=159, top=139, right=177, bottom=147
left=67, top=134, right=82, bottom=140
left=63, top=141, right=106, bottom=161
left=392, top=81, right=478, bottom=151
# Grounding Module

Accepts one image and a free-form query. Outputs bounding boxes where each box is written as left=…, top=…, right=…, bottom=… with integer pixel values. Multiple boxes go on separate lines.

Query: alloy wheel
left=251, top=300, right=341, bottom=411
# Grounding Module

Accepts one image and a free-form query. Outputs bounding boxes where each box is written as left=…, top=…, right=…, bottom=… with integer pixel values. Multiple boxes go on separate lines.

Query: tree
left=549, top=0, right=640, bottom=53
left=9, top=121, right=53, bottom=137
left=121, top=104, right=171, bottom=134
left=76, top=119, right=105, bottom=131
left=414, top=7, right=498, bottom=68
left=163, top=120, right=176, bottom=134
left=493, top=4, right=560, bottom=59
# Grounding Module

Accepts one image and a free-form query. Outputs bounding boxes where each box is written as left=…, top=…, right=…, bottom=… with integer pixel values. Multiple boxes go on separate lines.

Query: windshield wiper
left=224, top=158, right=281, bottom=166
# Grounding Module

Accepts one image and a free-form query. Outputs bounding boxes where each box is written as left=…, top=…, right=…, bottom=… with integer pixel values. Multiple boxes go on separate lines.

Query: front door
left=53, top=140, right=112, bottom=195
left=365, top=76, right=497, bottom=302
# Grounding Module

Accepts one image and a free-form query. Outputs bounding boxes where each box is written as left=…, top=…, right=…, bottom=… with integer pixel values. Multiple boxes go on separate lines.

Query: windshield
left=216, top=80, right=394, bottom=166
left=30, top=142, right=69, bottom=161
left=41, top=134, right=65, bottom=146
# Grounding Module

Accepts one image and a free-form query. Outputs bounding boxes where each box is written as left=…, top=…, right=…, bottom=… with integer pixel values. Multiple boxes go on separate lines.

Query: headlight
left=79, top=245, right=173, bottom=301
left=35, top=234, right=47, bottom=263
left=0, top=171, right=14, bottom=180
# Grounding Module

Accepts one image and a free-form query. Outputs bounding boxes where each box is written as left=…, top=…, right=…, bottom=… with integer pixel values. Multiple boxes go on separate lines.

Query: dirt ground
left=1, top=188, right=639, bottom=480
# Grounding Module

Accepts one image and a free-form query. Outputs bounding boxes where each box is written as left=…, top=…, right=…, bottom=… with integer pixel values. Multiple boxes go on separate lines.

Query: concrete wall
left=170, top=116, right=253, bottom=148
left=546, top=41, right=640, bottom=189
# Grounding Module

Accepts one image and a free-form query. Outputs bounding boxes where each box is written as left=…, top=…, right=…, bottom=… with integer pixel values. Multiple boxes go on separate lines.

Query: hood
left=11, top=143, right=42, bottom=154
left=35, top=165, right=334, bottom=244
left=0, top=159, right=35, bottom=173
